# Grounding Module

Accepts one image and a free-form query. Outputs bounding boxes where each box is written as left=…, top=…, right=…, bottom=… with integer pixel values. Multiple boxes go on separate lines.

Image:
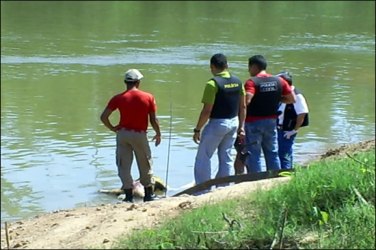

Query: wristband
left=193, top=128, right=200, bottom=133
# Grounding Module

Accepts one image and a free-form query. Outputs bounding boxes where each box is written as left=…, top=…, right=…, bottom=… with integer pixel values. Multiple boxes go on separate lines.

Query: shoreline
left=1, top=139, right=374, bottom=249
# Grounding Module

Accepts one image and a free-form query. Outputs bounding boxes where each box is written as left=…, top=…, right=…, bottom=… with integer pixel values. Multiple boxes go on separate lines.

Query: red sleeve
left=279, top=77, right=293, bottom=95
left=107, top=95, right=118, bottom=111
left=244, top=79, right=256, bottom=94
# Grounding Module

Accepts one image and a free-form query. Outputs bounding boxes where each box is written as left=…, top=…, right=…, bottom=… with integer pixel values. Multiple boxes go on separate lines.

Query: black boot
left=143, top=186, right=158, bottom=202
left=123, top=188, right=133, bottom=203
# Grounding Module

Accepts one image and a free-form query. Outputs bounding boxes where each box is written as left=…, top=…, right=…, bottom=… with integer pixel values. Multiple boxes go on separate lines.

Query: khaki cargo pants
left=116, top=128, right=154, bottom=190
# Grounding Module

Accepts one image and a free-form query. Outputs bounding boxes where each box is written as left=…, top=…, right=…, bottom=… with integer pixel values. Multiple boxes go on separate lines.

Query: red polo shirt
left=107, top=89, right=157, bottom=132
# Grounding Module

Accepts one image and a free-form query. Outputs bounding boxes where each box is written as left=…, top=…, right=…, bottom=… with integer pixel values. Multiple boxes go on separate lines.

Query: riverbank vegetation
left=112, top=147, right=375, bottom=249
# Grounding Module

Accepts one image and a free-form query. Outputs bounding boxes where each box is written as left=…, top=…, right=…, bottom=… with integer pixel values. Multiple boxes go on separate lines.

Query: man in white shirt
left=276, top=71, right=309, bottom=169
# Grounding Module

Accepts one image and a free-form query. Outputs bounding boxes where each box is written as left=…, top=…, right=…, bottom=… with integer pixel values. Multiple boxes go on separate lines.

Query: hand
left=283, top=130, right=297, bottom=139
left=193, top=131, right=200, bottom=144
left=152, top=134, right=161, bottom=146
left=237, top=128, right=245, bottom=141
left=111, top=125, right=121, bottom=133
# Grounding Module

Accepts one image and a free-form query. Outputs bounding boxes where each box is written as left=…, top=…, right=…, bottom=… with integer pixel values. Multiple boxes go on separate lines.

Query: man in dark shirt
left=244, top=55, right=295, bottom=173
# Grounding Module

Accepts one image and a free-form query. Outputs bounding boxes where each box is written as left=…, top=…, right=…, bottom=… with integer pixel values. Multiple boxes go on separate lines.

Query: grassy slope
left=111, top=147, right=375, bottom=249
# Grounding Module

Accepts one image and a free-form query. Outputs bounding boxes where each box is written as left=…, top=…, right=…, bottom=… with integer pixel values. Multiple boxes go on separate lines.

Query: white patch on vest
left=259, top=81, right=277, bottom=92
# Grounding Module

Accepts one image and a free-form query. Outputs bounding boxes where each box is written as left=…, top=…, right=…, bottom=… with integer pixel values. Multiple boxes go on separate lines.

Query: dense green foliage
left=111, top=149, right=375, bottom=249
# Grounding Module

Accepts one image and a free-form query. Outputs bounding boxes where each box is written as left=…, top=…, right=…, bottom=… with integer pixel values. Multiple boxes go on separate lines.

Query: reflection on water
left=1, top=1, right=375, bottom=223
left=2, top=32, right=374, bottom=67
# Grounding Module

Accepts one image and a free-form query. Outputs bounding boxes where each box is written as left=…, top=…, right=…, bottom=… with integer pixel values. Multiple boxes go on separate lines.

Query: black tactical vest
left=281, top=88, right=309, bottom=131
left=210, top=75, right=242, bottom=119
left=247, top=76, right=283, bottom=117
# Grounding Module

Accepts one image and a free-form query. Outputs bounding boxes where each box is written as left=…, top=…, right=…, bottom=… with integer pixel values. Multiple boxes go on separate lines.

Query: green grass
left=109, top=148, right=375, bottom=249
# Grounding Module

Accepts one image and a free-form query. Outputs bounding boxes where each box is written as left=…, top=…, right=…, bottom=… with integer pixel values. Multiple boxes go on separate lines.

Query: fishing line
left=164, top=87, right=173, bottom=197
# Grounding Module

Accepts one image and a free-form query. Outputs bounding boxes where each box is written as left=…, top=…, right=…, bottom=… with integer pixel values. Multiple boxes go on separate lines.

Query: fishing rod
left=164, top=87, right=173, bottom=198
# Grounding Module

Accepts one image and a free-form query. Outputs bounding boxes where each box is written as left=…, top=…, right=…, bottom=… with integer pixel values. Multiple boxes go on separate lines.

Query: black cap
left=277, top=71, right=292, bottom=85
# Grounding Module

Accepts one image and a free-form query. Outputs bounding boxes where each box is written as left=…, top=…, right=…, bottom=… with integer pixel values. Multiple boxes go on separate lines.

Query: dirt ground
left=1, top=139, right=374, bottom=249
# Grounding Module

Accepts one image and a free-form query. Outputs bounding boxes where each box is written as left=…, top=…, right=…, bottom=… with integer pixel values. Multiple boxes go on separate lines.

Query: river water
left=1, top=1, right=375, bottom=222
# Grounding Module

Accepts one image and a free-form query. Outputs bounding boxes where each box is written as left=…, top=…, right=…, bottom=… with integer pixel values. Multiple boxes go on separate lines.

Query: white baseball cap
left=124, top=69, right=144, bottom=82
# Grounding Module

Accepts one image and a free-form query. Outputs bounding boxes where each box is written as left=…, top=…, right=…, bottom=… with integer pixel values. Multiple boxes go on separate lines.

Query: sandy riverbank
left=1, top=139, right=374, bottom=249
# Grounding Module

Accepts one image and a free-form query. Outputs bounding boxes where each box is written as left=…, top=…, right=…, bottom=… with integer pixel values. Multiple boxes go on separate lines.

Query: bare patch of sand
left=1, top=178, right=290, bottom=249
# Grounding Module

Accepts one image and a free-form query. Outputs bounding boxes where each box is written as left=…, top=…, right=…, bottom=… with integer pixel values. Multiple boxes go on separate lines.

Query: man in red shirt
left=244, top=55, right=295, bottom=173
left=100, top=69, right=161, bottom=202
